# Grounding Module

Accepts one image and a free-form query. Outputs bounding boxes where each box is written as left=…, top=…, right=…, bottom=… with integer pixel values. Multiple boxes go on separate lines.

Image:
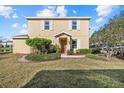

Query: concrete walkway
left=61, top=54, right=85, bottom=58
left=17, top=55, right=29, bottom=62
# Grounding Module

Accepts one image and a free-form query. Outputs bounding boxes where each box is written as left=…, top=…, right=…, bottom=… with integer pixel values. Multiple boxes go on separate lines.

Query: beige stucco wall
left=28, top=19, right=89, bottom=37
left=13, top=39, right=31, bottom=54
left=27, top=19, right=89, bottom=49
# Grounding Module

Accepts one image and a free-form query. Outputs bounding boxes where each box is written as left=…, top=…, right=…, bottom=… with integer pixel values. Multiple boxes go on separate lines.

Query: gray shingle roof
left=13, top=35, right=29, bottom=39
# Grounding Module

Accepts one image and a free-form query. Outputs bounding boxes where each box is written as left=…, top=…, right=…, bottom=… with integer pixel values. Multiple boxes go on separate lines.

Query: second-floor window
left=69, top=20, right=80, bottom=30
left=44, top=20, right=50, bottom=30
left=72, top=20, right=77, bottom=30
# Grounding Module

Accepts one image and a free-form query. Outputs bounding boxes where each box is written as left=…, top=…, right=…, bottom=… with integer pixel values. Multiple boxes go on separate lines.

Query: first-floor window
left=72, top=39, right=77, bottom=49
left=6, top=45, right=10, bottom=48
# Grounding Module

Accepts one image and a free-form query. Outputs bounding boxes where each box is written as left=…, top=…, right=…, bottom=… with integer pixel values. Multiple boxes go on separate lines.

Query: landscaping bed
left=25, top=53, right=61, bottom=62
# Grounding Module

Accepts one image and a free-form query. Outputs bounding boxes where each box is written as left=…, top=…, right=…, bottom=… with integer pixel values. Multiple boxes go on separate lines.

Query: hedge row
left=25, top=53, right=61, bottom=62
left=67, top=48, right=101, bottom=55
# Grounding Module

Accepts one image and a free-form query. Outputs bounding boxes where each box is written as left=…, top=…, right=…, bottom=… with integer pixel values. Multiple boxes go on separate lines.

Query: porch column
left=66, top=37, right=71, bottom=51
left=55, top=37, right=60, bottom=48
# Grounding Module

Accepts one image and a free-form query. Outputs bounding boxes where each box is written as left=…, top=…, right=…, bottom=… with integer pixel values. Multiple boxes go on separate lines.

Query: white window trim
left=41, top=21, right=44, bottom=30
left=77, top=20, right=80, bottom=31
left=68, top=20, right=72, bottom=30
left=77, top=39, right=80, bottom=49
left=50, top=20, right=53, bottom=31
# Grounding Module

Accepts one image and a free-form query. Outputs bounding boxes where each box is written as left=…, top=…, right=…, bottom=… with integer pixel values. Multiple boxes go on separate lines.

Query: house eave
left=26, top=17, right=91, bottom=20
left=54, top=32, right=72, bottom=38
left=13, top=35, right=29, bottom=39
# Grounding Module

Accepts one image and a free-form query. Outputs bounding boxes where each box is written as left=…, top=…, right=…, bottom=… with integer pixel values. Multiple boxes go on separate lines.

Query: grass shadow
left=23, top=69, right=124, bottom=88
left=0, top=56, right=10, bottom=60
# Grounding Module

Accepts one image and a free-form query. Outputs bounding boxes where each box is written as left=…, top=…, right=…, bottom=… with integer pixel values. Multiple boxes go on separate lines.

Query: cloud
left=56, top=6, right=67, bottom=16
left=36, top=5, right=67, bottom=17
left=0, top=5, right=14, bottom=18
left=20, top=29, right=28, bottom=34
left=46, top=6, right=56, bottom=10
left=12, top=13, right=18, bottom=19
left=96, top=5, right=119, bottom=17
left=37, top=9, right=56, bottom=17
left=22, top=24, right=27, bottom=28
left=95, top=5, right=119, bottom=24
left=73, top=10, right=77, bottom=14
left=96, top=17, right=103, bottom=23
left=0, top=5, right=19, bottom=19
left=12, top=23, right=19, bottom=28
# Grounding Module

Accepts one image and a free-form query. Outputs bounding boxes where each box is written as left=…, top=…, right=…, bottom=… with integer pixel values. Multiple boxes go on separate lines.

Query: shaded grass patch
left=23, top=70, right=124, bottom=88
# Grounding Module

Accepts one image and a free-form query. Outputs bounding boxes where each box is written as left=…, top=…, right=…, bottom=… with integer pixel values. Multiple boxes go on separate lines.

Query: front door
left=59, top=38, right=67, bottom=53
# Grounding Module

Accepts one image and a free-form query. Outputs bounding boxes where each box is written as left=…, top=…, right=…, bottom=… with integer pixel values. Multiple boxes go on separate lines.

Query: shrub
left=67, top=49, right=74, bottom=55
left=26, top=38, right=52, bottom=54
left=91, top=48, right=101, bottom=54
left=77, top=49, right=91, bottom=54
left=48, top=44, right=56, bottom=53
left=76, top=50, right=80, bottom=55
left=25, top=53, right=61, bottom=62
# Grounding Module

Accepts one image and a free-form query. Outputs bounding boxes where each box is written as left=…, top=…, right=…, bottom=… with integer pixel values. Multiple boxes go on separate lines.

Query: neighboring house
left=0, top=40, right=13, bottom=52
left=0, top=40, right=12, bottom=48
left=13, top=17, right=91, bottom=54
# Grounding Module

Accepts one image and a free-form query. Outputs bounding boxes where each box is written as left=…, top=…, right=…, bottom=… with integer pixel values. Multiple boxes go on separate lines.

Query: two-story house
left=13, top=17, right=91, bottom=54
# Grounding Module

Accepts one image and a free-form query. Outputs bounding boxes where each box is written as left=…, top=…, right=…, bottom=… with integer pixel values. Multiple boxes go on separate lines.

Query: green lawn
left=0, top=54, right=124, bottom=88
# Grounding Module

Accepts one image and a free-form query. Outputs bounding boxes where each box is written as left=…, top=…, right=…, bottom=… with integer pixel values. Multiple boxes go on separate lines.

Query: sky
left=0, top=5, right=124, bottom=40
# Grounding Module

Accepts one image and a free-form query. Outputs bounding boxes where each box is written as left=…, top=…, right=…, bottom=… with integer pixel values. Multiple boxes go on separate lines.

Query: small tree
left=26, top=37, right=52, bottom=54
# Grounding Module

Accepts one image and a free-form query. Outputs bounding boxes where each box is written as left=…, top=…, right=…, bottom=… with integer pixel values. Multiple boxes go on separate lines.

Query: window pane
left=44, top=20, right=50, bottom=30
left=45, top=21, right=49, bottom=25
left=72, top=40, right=77, bottom=49
left=72, top=21, right=77, bottom=25
left=72, top=20, right=77, bottom=30
left=45, top=26, right=49, bottom=30
left=72, top=26, right=77, bottom=30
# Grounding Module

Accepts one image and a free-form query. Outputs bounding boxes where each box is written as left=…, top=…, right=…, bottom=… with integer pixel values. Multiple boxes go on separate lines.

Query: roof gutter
left=26, top=17, right=91, bottom=20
